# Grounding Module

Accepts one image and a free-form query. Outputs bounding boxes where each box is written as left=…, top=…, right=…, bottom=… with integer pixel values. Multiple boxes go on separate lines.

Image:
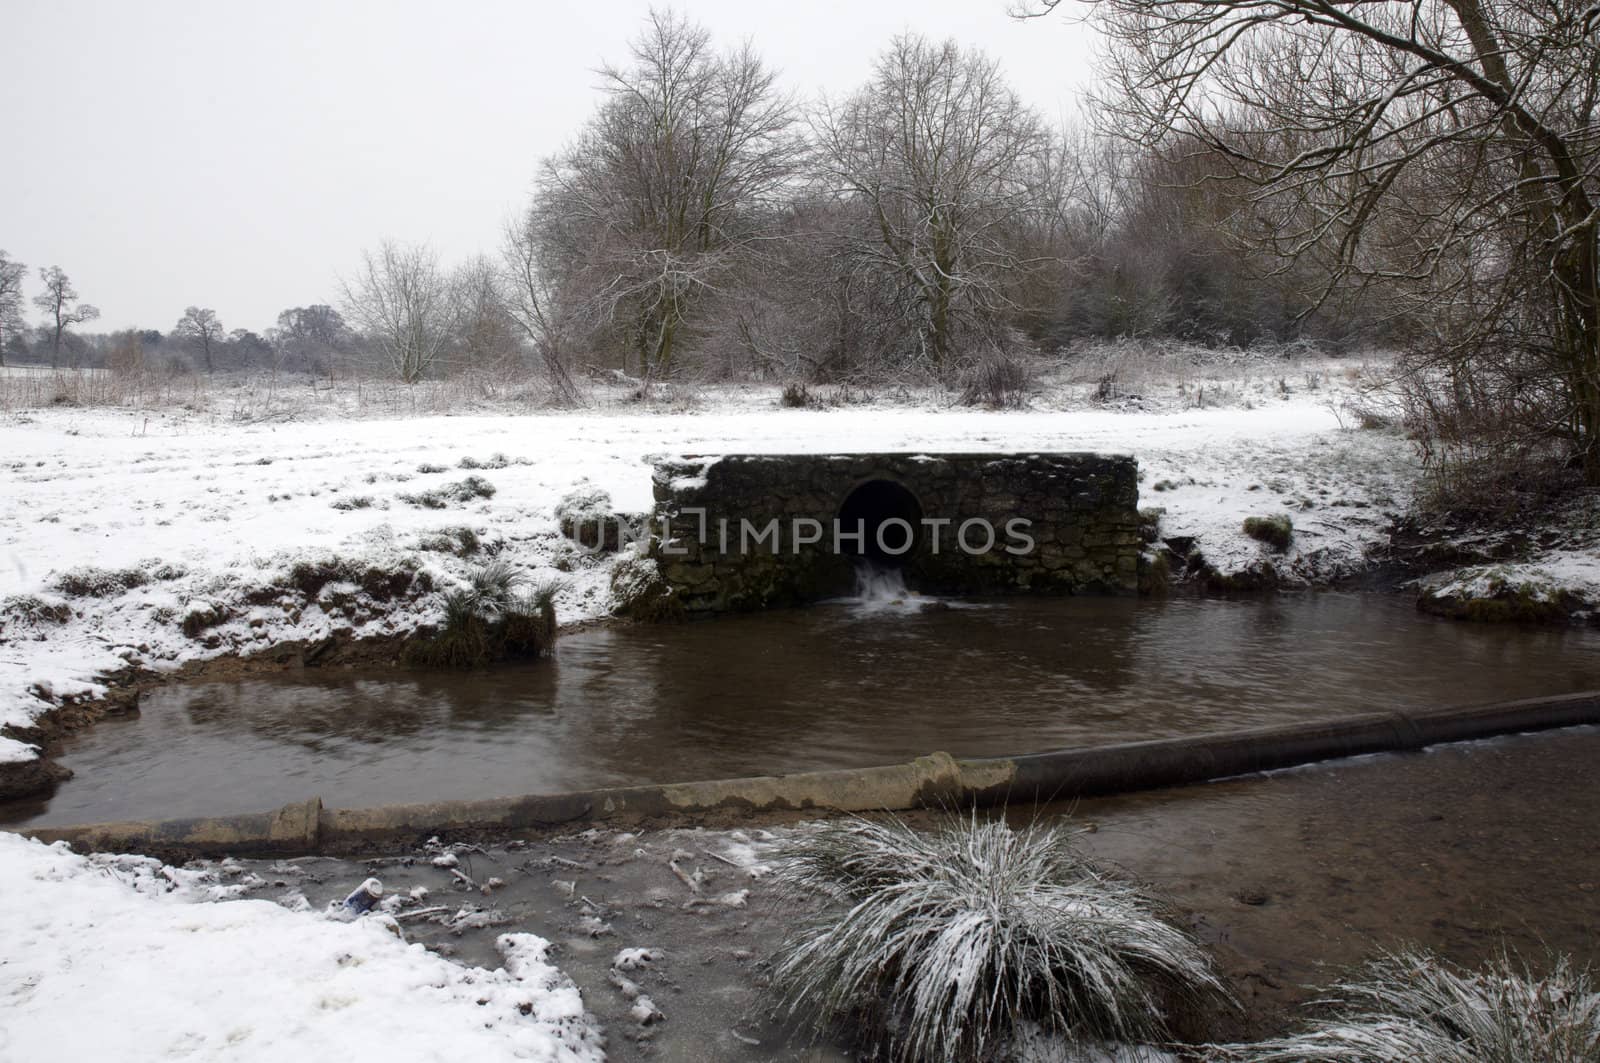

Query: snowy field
left=0, top=367, right=1416, bottom=766
left=0, top=833, right=605, bottom=1062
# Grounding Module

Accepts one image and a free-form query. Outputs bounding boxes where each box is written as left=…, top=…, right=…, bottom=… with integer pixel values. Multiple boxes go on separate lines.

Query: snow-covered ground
left=1417, top=549, right=1600, bottom=622
left=0, top=832, right=604, bottom=1061
left=0, top=373, right=1416, bottom=766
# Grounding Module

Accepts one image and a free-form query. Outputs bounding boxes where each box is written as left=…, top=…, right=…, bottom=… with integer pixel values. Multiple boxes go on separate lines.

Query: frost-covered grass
left=771, top=816, right=1224, bottom=1062
left=0, top=369, right=1414, bottom=765
left=0, top=832, right=604, bottom=1062
left=1209, top=949, right=1600, bottom=1062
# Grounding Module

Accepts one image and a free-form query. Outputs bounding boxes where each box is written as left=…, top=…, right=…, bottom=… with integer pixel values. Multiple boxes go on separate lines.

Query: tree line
left=0, top=14, right=1382, bottom=383
left=3, top=2, right=1595, bottom=486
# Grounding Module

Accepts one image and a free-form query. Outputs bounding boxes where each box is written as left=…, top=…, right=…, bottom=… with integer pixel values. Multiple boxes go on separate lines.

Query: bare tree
left=0, top=251, right=24, bottom=368
left=446, top=254, right=522, bottom=379
left=172, top=306, right=225, bottom=373
left=340, top=241, right=452, bottom=384
left=816, top=36, right=1051, bottom=370
left=33, top=266, right=100, bottom=369
left=1032, top=0, right=1600, bottom=483
left=529, top=8, right=805, bottom=378
left=503, top=215, right=582, bottom=401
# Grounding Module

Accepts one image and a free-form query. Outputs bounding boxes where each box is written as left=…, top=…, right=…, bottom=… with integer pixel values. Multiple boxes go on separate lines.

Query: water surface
left=7, top=592, right=1598, bottom=826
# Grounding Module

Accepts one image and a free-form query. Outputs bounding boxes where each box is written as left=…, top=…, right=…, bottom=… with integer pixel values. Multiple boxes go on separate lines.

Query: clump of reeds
left=770, top=815, right=1225, bottom=1062
left=1210, top=949, right=1600, bottom=1063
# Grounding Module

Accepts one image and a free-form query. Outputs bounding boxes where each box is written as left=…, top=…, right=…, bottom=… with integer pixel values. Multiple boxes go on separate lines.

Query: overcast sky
left=2, top=1, right=1098, bottom=334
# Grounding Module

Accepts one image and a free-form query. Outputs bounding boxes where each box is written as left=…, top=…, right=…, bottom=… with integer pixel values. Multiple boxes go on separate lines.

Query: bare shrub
left=1398, top=363, right=1584, bottom=519
left=780, top=381, right=814, bottom=408
left=956, top=350, right=1034, bottom=408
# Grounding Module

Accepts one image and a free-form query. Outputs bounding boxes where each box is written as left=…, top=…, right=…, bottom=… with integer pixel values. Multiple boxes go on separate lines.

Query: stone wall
left=649, top=452, right=1140, bottom=614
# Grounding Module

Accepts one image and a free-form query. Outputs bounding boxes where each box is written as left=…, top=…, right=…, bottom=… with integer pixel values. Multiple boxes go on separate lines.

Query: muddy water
left=211, top=727, right=1600, bottom=1061
left=1046, top=726, right=1600, bottom=1040
left=7, top=591, right=1600, bottom=826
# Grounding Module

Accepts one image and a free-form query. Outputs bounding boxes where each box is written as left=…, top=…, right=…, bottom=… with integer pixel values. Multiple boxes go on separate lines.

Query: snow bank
left=0, top=386, right=1415, bottom=762
left=1418, top=550, right=1600, bottom=623
left=0, top=832, right=604, bottom=1062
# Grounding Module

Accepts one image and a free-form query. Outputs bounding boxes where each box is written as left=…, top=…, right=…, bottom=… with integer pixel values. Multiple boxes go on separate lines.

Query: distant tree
left=447, top=254, right=521, bottom=377
left=33, top=266, right=100, bottom=369
left=817, top=36, right=1050, bottom=370
left=0, top=251, right=25, bottom=368
left=227, top=328, right=274, bottom=370
left=271, top=305, right=353, bottom=375
left=340, top=241, right=452, bottom=384
left=172, top=306, right=225, bottom=373
left=105, top=329, right=146, bottom=376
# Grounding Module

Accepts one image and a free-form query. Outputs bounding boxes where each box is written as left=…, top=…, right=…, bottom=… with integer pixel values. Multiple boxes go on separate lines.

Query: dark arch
left=837, top=478, right=923, bottom=567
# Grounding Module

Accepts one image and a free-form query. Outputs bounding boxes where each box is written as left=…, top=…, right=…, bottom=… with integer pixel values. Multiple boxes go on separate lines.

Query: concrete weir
left=23, top=691, right=1600, bottom=859
left=649, top=452, right=1142, bottom=613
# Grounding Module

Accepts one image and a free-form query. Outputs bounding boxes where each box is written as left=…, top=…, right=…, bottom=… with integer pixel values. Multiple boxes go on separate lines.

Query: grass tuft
left=771, top=815, right=1225, bottom=1062
left=417, top=526, right=482, bottom=558
left=400, top=475, right=497, bottom=509
left=405, top=564, right=563, bottom=667
left=52, top=565, right=150, bottom=598
left=1209, top=949, right=1600, bottom=1062
left=1241, top=514, right=1293, bottom=552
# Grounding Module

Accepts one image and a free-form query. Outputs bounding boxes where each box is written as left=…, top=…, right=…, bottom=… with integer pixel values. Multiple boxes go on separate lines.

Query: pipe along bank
left=21, top=691, right=1600, bottom=859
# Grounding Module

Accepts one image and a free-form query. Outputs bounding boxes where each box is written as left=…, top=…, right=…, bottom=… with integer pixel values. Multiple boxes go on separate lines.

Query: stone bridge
left=648, top=452, right=1141, bottom=614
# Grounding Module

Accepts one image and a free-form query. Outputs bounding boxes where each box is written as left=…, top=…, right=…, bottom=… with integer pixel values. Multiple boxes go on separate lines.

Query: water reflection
left=8, top=592, right=1599, bottom=826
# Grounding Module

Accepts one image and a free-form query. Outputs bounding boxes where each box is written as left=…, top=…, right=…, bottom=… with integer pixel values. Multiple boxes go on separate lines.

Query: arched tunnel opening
left=837, top=478, right=923, bottom=567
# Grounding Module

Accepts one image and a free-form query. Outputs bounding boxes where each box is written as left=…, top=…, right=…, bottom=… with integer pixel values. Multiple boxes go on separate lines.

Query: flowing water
left=6, top=591, right=1599, bottom=826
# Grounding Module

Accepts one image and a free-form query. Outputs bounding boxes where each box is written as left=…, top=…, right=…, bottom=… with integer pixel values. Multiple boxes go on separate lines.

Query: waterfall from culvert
left=849, top=559, right=946, bottom=612
left=854, top=560, right=911, bottom=603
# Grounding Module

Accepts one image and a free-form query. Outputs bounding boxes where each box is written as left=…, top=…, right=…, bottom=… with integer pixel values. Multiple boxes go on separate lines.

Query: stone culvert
left=647, top=452, right=1141, bottom=614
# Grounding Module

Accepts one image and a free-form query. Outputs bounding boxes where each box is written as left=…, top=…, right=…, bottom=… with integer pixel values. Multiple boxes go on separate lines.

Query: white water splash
left=848, top=563, right=934, bottom=611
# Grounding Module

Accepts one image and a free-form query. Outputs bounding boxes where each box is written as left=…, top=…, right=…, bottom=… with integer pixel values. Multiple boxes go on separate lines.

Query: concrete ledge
left=21, top=692, right=1599, bottom=859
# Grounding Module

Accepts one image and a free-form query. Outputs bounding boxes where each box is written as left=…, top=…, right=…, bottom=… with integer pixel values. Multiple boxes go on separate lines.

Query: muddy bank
left=191, top=726, right=1600, bottom=1060
left=1388, top=496, right=1600, bottom=626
